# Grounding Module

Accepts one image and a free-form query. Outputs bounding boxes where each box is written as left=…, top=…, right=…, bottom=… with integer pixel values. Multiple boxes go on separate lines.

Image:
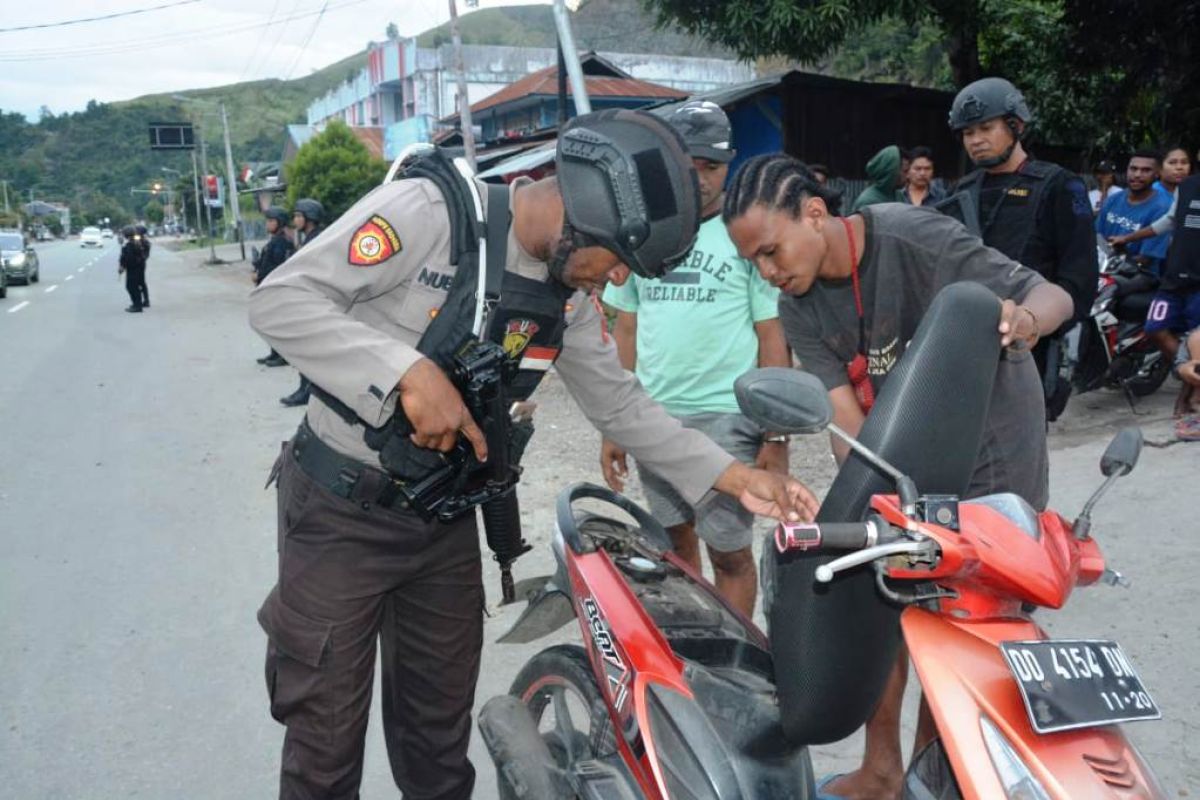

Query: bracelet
left=1019, top=305, right=1040, bottom=343
left=763, top=434, right=790, bottom=444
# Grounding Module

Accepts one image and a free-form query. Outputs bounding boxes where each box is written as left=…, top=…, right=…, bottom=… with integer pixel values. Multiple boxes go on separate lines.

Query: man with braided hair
left=723, top=153, right=1073, bottom=799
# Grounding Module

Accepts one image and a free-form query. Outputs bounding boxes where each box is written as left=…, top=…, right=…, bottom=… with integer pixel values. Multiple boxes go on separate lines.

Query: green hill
left=0, top=49, right=367, bottom=227
left=417, top=0, right=734, bottom=58
left=0, top=0, right=734, bottom=227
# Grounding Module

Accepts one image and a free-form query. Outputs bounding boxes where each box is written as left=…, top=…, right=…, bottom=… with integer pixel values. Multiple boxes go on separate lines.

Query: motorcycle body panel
left=903, top=610, right=1166, bottom=799
left=561, top=519, right=813, bottom=798
left=876, top=496, right=1104, bottom=615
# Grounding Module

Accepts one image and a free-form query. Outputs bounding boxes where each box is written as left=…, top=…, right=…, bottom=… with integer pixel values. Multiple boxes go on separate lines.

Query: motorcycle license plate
left=1000, top=640, right=1160, bottom=734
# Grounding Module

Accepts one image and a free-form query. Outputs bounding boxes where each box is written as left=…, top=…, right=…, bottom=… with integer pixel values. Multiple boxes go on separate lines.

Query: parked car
left=0, top=232, right=39, bottom=285
left=80, top=226, right=104, bottom=247
left=100, top=228, right=115, bottom=239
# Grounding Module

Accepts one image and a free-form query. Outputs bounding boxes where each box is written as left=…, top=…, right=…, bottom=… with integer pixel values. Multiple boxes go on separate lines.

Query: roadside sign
left=149, top=123, right=195, bottom=150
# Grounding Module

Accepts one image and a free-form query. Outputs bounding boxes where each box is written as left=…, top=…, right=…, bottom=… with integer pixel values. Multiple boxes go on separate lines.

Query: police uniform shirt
left=249, top=177, right=736, bottom=505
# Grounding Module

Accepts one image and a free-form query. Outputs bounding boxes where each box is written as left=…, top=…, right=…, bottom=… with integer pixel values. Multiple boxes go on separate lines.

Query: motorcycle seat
left=1115, top=290, right=1156, bottom=324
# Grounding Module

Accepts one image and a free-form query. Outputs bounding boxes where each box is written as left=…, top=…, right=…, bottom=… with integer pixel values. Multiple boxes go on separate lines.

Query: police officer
left=255, top=207, right=295, bottom=366
left=249, top=109, right=818, bottom=800
left=940, top=77, right=1098, bottom=420
left=278, top=199, right=326, bottom=398
left=118, top=225, right=148, bottom=313
left=135, top=224, right=151, bottom=308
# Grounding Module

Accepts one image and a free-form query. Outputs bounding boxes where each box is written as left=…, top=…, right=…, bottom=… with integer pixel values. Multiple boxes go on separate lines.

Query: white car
left=80, top=227, right=103, bottom=247
left=101, top=228, right=114, bottom=239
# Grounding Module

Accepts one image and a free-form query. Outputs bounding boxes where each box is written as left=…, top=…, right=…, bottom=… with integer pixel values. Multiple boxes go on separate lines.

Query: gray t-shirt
left=779, top=203, right=1050, bottom=509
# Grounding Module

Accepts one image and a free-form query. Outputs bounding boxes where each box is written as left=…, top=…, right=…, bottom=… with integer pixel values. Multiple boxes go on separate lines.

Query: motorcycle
left=477, top=283, right=1165, bottom=799
left=1066, top=239, right=1168, bottom=405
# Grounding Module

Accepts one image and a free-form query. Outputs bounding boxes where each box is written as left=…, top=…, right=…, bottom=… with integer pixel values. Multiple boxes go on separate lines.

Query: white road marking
left=65, top=275, right=74, bottom=281
left=77, top=267, right=85, bottom=273
left=45, top=285, right=58, bottom=293
left=8, top=301, right=30, bottom=313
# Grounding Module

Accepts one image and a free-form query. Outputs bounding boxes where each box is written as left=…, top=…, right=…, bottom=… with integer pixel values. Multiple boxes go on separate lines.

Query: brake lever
left=814, top=540, right=934, bottom=583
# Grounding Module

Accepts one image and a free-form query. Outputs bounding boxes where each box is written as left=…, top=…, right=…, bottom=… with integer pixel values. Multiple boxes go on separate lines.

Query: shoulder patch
left=348, top=215, right=402, bottom=266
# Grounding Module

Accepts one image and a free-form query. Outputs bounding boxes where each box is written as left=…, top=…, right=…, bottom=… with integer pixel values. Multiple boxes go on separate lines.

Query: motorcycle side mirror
left=734, top=368, right=832, bottom=435
left=1100, top=427, right=1143, bottom=477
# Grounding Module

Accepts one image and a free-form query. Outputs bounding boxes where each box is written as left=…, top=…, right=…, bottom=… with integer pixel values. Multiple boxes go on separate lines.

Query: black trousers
left=259, top=443, right=483, bottom=800
left=125, top=265, right=148, bottom=309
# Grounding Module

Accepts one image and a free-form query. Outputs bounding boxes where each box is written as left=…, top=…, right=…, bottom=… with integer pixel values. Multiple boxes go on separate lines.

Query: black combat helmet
left=555, top=108, right=700, bottom=279
left=948, top=77, right=1032, bottom=132
left=263, top=206, right=289, bottom=225
left=293, top=198, right=325, bottom=224
left=122, top=225, right=136, bottom=238
left=949, top=77, right=1033, bottom=167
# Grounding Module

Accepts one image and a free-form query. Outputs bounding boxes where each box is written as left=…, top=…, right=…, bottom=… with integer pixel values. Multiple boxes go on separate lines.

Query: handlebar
left=774, top=514, right=937, bottom=584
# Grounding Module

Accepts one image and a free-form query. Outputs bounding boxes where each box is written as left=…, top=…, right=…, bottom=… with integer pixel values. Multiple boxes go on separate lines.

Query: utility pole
left=198, top=135, right=218, bottom=264
left=0, top=179, right=9, bottom=213
left=190, top=151, right=202, bottom=241
left=447, top=0, right=476, bottom=169
left=552, top=0, right=590, bottom=115
left=557, top=43, right=568, bottom=127
left=219, top=102, right=245, bottom=261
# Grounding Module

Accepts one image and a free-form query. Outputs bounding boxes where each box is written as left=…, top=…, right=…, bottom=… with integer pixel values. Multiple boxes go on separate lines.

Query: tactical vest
left=1163, top=175, right=1200, bottom=292
left=936, top=160, right=1064, bottom=265
left=312, top=149, right=572, bottom=520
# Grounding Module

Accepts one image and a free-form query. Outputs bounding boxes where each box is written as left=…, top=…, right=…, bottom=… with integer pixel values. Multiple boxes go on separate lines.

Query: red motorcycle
left=478, top=283, right=1165, bottom=799
left=1068, top=238, right=1168, bottom=404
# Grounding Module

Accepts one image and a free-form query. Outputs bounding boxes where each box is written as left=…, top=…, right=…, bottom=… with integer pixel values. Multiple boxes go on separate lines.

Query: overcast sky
left=0, top=0, right=551, bottom=121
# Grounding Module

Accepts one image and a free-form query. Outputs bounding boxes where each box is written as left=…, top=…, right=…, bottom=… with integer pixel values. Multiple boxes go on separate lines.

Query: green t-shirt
left=602, top=215, right=780, bottom=415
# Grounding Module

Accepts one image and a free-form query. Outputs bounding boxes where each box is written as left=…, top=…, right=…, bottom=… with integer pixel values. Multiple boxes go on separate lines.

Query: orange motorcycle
left=478, top=283, right=1165, bottom=798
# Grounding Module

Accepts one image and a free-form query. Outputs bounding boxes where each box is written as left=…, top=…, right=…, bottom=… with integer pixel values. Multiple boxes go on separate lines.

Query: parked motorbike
left=1066, top=239, right=1168, bottom=405
left=477, top=283, right=1165, bottom=799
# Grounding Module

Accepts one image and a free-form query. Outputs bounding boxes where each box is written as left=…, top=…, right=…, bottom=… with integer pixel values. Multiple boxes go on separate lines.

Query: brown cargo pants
left=258, top=444, right=484, bottom=800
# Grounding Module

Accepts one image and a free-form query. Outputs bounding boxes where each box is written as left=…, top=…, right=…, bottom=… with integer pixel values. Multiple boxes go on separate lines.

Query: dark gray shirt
left=779, top=203, right=1049, bottom=509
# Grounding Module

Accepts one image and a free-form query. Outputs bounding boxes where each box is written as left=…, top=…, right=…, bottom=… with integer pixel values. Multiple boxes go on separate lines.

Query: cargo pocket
left=258, top=587, right=334, bottom=739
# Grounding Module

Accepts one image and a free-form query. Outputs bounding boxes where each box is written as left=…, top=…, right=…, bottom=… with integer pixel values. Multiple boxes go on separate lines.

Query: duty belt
left=290, top=420, right=411, bottom=513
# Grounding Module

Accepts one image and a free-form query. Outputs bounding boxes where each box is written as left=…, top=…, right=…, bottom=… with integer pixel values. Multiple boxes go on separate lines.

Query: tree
left=144, top=199, right=164, bottom=224
left=1062, top=0, right=1200, bottom=151
left=285, top=121, right=388, bottom=223
left=643, top=0, right=988, bottom=87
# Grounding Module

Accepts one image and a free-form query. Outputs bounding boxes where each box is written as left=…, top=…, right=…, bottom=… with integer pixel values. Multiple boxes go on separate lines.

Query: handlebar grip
left=775, top=516, right=888, bottom=554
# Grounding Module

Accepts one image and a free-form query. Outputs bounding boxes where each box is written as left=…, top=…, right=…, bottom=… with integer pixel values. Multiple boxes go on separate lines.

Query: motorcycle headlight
left=980, top=716, right=1051, bottom=800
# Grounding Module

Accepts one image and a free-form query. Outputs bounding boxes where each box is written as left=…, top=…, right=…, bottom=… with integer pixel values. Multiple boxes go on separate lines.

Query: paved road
left=1, top=240, right=1194, bottom=797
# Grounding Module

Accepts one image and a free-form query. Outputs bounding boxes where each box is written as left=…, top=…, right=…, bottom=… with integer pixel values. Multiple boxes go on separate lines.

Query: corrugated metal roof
left=470, top=64, right=686, bottom=115
left=350, top=127, right=385, bottom=159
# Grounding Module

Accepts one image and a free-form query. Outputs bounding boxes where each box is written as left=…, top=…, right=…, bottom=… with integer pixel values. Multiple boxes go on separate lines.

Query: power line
left=252, top=0, right=305, bottom=80
left=284, top=0, right=330, bottom=79
left=0, top=0, right=365, bottom=62
left=0, top=0, right=201, bottom=34
left=239, top=0, right=285, bottom=79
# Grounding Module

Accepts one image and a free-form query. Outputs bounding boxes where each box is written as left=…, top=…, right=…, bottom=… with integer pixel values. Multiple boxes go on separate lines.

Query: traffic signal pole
left=198, top=136, right=218, bottom=264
